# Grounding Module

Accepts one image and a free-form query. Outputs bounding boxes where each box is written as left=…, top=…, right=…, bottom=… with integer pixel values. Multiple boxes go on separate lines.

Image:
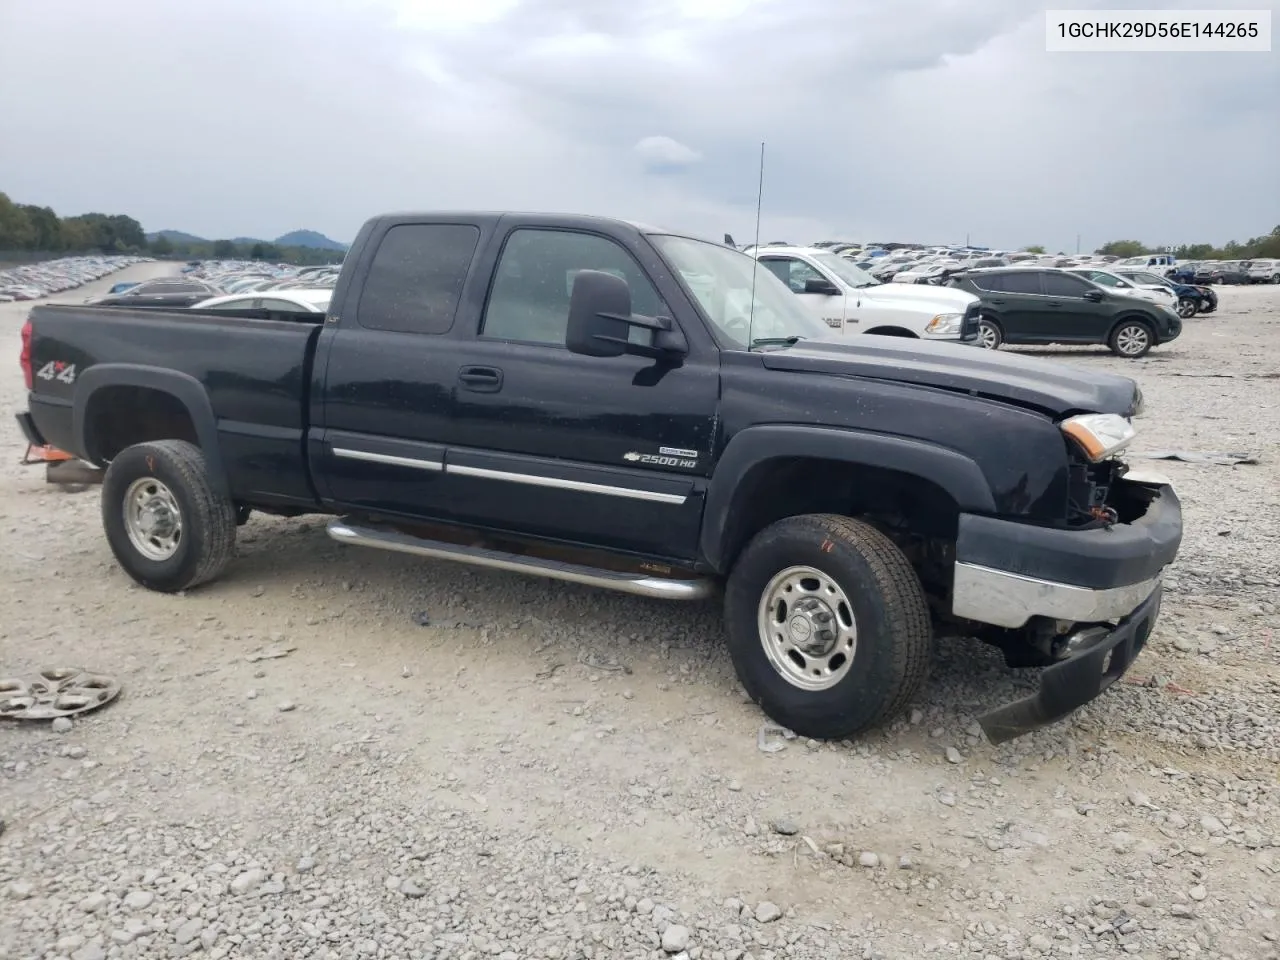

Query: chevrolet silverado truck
left=16, top=212, right=1183, bottom=743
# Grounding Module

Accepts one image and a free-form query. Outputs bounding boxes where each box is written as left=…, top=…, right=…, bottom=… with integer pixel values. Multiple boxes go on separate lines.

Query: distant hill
left=146, top=229, right=206, bottom=246
left=274, top=229, right=347, bottom=252
left=146, top=228, right=348, bottom=251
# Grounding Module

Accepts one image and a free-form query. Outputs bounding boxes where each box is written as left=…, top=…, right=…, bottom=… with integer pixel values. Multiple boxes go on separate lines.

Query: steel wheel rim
left=978, top=321, right=999, bottom=349
left=1177, top=300, right=1195, bottom=318
left=1115, top=325, right=1149, bottom=355
left=123, top=477, right=183, bottom=561
left=757, top=565, right=858, bottom=691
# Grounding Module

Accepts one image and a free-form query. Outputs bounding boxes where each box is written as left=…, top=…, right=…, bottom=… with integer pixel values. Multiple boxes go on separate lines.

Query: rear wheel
left=1272, top=273, right=1280, bottom=284
left=1109, top=320, right=1154, bottom=358
left=724, top=514, right=932, bottom=740
left=1176, top=298, right=1198, bottom=319
left=977, top=317, right=1002, bottom=349
left=101, top=440, right=236, bottom=593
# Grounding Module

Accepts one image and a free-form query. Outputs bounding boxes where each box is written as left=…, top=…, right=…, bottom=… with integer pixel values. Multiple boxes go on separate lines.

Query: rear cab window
left=356, top=223, right=482, bottom=334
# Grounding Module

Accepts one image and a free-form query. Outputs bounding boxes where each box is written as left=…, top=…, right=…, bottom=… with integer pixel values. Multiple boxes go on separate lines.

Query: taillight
left=20, top=319, right=33, bottom=390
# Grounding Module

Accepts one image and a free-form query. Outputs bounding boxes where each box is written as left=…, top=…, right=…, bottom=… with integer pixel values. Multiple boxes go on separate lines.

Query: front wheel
left=101, top=440, right=237, bottom=593
left=977, top=317, right=1002, bottom=350
left=1109, top=320, right=1154, bottom=358
left=724, top=514, right=932, bottom=740
left=1272, top=274, right=1280, bottom=284
left=1176, top=298, right=1198, bottom=319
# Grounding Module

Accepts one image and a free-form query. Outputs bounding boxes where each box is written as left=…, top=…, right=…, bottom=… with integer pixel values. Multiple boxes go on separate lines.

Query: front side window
left=481, top=229, right=667, bottom=346
left=759, top=257, right=827, bottom=294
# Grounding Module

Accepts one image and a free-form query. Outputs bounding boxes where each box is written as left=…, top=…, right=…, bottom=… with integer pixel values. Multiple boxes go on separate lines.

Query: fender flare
left=699, top=424, right=996, bottom=572
left=73, top=363, right=229, bottom=495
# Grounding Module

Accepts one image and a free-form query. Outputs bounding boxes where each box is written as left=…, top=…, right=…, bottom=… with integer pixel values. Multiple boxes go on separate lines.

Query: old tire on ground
left=724, top=514, right=932, bottom=740
left=977, top=317, right=1002, bottom=349
left=101, top=440, right=236, bottom=593
left=1108, top=319, right=1154, bottom=358
left=1176, top=298, right=1197, bottom=319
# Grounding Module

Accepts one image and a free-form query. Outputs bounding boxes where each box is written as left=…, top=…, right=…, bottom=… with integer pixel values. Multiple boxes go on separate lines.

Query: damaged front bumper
left=974, top=584, right=1162, bottom=743
left=950, top=478, right=1182, bottom=743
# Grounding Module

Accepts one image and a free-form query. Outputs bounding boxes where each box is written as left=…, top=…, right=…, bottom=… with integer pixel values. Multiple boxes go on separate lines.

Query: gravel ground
left=1, top=268, right=1277, bottom=960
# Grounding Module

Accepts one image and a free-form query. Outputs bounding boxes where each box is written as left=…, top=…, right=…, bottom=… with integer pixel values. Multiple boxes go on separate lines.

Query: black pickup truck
left=16, top=212, right=1182, bottom=743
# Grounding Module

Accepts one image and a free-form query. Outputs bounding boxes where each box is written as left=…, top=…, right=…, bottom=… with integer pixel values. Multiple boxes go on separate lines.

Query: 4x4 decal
left=35, top=361, right=77, bottom=384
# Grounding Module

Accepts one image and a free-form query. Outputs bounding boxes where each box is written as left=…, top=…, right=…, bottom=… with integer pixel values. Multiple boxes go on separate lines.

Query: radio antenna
left=746, top=140, right=765, bottom=348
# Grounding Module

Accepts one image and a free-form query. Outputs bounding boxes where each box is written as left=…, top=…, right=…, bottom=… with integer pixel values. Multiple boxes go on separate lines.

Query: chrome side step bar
left=327, top=519, right=715, bottom=601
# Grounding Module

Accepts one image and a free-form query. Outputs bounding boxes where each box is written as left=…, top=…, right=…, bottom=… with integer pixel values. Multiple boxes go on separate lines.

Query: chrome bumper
left=952, top=563, right=1163, bottom=629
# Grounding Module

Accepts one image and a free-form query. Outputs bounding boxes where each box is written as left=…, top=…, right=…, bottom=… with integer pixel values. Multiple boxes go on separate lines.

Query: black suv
left=949, top=268, right=1182, bottom=358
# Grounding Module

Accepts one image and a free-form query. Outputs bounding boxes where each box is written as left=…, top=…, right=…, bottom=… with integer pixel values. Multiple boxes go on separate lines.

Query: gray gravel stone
left=755, top=901, right=782, bottom=923
left=662, top=924, right=691, bottom=952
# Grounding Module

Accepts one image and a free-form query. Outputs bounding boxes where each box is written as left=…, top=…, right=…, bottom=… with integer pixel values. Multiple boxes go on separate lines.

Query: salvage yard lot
left=1, top=268, right=1277, bottom=959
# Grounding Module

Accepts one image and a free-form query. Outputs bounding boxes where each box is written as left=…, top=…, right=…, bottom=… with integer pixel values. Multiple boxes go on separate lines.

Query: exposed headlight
left=924, top=312, right=963, bottom=336
left=1060, top=413, right=1136, bottom=462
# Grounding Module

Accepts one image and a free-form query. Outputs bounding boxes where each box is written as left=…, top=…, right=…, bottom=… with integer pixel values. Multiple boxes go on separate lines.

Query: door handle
left=457, top=365, right=503, bottom=392
left=988, top=299, right=1006, bottom=305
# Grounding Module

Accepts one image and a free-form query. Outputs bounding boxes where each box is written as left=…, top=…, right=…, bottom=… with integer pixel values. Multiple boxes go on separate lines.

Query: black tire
left=977, top=316, right=1002, bottom=350
left=101, top=440, right=236, bottom=593
left=724, top=514, right=932, bottom=740
left=1272, top=274, right=1280, bottom=284
left=1176, top=298, right=1197, bottom=319
left=1108, top=319, right=1154, bottom=358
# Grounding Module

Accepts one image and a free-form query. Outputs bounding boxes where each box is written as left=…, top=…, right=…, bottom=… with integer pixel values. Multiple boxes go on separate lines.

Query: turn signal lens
left=1060, top=413, right=1136, bottom=462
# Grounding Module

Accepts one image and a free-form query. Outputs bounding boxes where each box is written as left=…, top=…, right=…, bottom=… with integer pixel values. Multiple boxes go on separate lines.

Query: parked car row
left=0, top=255, right=150, bottom=302
left=1169, top=259, right=1279, bottom=285
left=84, top=259, right=341, bottom=312
left=738, top=244, right=1185, bottom=359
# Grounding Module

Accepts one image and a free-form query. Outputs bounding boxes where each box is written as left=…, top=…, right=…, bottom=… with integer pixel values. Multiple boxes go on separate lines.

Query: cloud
left=0, top=0, right=1274, bottom=250
left=634, top=136, right=703, bottom=175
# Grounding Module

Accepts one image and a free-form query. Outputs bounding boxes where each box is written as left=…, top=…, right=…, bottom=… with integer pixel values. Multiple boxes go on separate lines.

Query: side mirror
left=803, top=277, right=840, bottom=296
left=565, top=270, right=688, bottom=360
left=1083, top=289, right=1104, bottom=302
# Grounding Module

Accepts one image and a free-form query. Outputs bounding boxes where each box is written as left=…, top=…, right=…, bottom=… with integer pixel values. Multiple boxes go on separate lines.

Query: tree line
left=1094, top=226, right=1280, bottom=261
left=0, top=191, right=344, bottom=266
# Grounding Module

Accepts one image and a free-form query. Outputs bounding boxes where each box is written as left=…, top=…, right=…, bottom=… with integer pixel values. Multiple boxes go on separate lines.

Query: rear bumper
left=15, top=411, right=47, bottom=447
left=976, top=585, right=1162, bottom=743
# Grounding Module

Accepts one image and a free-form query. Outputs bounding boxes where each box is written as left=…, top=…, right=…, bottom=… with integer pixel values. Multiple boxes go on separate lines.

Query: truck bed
left=24, top=303, right=324, bottom=507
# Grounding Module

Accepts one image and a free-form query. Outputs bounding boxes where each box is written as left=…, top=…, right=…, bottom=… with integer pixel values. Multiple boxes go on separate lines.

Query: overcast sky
left=0, top=0, right=1274, bottom=251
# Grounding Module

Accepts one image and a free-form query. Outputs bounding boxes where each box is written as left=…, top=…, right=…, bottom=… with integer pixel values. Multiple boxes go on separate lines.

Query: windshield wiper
left=749, top=336, right=803, bottom=351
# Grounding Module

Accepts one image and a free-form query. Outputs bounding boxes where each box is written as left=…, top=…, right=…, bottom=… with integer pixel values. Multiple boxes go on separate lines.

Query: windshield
left=810, top=251, right=879, bottom=288
left=651, top=235, right=833, bottom=349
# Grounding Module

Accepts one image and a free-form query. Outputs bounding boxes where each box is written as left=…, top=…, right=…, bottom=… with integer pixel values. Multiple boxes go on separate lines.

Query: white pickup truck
left=751, top=246, right=981, bottom=341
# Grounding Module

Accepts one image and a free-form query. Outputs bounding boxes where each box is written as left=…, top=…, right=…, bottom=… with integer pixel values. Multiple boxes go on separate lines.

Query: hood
left=762, top=336, right=1139, bottom=418
left=857, top=283, right=977, bottom=311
